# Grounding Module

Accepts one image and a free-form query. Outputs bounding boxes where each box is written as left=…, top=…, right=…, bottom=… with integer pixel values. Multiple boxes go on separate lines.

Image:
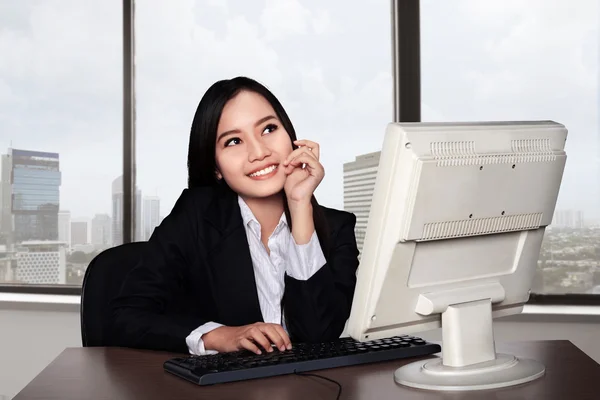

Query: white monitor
left=346, top=121, right=568, bottom=391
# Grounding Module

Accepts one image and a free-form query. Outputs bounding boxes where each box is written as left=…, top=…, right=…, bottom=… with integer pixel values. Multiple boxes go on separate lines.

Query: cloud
left=133, top=0, right=393, bottom=213
left=0, top=0, right=597, bottom=221
left=421, top=0, right=599, bottom=216
left=0, top=0, right=122, bottom=218
left=260, top=0, right=310, bottom=41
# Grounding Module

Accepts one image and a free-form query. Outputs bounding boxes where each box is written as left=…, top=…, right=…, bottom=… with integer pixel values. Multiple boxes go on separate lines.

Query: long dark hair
left=187, top=76, right=330, bottom=259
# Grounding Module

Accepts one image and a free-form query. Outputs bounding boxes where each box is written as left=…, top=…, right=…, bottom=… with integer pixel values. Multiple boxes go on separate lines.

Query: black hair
left=187, top=76, right=330, bottom=259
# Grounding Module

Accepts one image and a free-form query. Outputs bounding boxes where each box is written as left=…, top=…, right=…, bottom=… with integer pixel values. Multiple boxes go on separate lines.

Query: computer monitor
left=346, top=121, right=567, bottom=391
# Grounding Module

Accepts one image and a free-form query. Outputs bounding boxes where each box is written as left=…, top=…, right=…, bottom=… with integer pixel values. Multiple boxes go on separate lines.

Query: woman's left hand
left=283, top=139, right=325, bottom=205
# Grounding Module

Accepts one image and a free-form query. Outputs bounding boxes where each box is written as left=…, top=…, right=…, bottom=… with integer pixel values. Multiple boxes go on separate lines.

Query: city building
left=142, top=196, right=160, bottom=241
left=553, top=210, right=585, bottom=229
left=1, top=149, right=61, bottom=243
left=71, top=219, right=89, bottom=246
left=58, top=210, right=71, bottom=248
left=14, top=241, right=66, bottom=284
left=343, top=151, right=381, bottom=255
left=0, top=244, right=15, bottom=282
left=111, top=175, right=142, bottom=245
left=0, top=154, right=12, bottom=240
left=91, top=214, right=112, bottom=247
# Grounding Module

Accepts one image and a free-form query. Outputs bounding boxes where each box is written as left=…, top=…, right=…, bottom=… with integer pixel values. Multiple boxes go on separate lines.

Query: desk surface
left=14, top=340, right=600, bottom=400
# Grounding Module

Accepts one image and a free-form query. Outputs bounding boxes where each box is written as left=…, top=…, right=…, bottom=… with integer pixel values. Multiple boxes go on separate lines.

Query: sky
left=0, top=0, right=598, bottom=222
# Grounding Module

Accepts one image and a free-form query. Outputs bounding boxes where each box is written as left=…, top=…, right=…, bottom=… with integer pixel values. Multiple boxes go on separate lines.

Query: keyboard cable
left=294, top=371, right=342, bottom=400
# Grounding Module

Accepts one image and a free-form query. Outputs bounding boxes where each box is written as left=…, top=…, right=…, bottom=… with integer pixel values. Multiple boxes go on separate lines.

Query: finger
left=284, top=157, right=312, bottom=174
left=273, top=325, right=292, bottom=350
left=294, top=140, right=320, bottom=159
left=248, top=328, right=274, bottom=353
left=240, top=337, right=262, bottom=355
left=287, top=154, right=322, bottom=172
left=260, top=325, right=286, bottom=351
left=283, top=146, right=317, bottom=166
left=285, top=164, right=308, bottom=176
left=284, top=152, right=316, bottom=175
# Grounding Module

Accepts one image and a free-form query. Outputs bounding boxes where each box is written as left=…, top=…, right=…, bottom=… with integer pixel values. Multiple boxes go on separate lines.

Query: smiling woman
left=109, top=76, right=360, bottom=355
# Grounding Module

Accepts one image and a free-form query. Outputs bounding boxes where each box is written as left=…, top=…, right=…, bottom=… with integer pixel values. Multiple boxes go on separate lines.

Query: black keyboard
left=164, top=335, right=440, bottom=385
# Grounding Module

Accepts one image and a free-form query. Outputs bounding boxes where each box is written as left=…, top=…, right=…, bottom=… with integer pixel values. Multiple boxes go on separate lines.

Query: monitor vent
left=511, top=138, right=552, bottom=153
left=431, top=138, right=556, bottom=166
left=431, top=141, right=477, bottom=158
left=421, top=213, right=543, bottom=241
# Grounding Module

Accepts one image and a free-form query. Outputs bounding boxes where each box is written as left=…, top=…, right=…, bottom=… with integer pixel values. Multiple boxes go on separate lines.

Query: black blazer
left=109, top=185, right=359, bottom=354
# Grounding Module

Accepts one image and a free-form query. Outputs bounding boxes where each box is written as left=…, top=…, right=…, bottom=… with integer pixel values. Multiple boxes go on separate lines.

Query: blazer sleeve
left=109, top=189, right=206, bottom=353
left=283, top=211, right=359, bottom=342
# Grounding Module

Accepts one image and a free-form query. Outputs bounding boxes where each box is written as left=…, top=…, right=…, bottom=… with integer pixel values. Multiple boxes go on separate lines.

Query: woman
left=110, top=77, right=359, bottom=356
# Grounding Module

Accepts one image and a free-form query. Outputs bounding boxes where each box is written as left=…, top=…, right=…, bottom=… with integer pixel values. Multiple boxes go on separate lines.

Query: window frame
left=0, top=0, right=596, bottom=307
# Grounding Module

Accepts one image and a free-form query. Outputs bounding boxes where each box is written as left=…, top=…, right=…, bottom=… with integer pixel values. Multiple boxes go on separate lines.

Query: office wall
left=0, top=306, right=599, bottom=399
left=0, top=306, right=81, bottom=400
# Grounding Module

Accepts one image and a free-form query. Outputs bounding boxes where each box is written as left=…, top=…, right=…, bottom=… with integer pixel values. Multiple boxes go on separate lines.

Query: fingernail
left=287, top=344, right=292, bottom=350
left=280, top=346, right=285, bottom=351
left=257, top=350, right=262, bottom=355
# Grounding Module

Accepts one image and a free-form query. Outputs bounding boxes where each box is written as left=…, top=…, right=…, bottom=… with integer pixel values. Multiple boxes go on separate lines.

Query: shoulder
left=176, top=186, right=220, bottom=210
left=318, top=205, right=356, bottom=231
left=166, top=186, right=226, bottom=224
left=169, top=185, right=239, bottom=233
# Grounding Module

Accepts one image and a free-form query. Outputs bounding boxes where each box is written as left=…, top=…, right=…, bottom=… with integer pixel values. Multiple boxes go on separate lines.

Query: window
left=134, top=0, right=393, bottom=244
left=0, top=0, right=122, bottom=289
left=421, top=0, right=599, bottom=295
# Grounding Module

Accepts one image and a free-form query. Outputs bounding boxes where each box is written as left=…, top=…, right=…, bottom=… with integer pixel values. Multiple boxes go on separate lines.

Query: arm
left=109, top=189, right=206, bottom=353
left=283, top=210, right=359, bottom=343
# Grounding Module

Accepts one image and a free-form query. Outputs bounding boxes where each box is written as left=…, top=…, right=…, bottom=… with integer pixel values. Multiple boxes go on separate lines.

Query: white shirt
left=185, top=196, right=327, bottom=355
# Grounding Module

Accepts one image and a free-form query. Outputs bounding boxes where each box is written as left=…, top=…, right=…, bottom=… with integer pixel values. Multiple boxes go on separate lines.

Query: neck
left=242, top=192, right=285, bottom=230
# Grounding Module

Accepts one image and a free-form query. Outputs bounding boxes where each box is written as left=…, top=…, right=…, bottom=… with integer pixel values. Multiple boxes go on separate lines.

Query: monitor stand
left=394, top=290, right=545, bottom=391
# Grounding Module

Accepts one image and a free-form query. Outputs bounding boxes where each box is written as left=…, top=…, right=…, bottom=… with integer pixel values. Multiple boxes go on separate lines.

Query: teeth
left=249, top=165, right=277, bottom=177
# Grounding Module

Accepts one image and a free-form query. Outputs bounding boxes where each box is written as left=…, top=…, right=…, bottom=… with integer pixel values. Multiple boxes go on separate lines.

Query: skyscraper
left=553, top=209, right=586, bottom=229
left=58, top=210, right=71, bottom=248
left=3, top=149, right=61, bottom=243
left=71, top=219, right=89, bottom=246
left=112, top=175, right=142, bottom=245
left=0, top=154, right=12, bottom=240
left=343, top=151, right=380, bottom=255
left=142, top=196, right=160, bottom=241
left=91, top=214, right=111, bottom=247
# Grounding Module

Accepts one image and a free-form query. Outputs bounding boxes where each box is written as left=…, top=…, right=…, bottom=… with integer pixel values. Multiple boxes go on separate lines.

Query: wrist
left=287, top=199, right=312, bottom=214
left=289, top=203, right=315, bottom=245
left=202, top=326, right=223, bottom=351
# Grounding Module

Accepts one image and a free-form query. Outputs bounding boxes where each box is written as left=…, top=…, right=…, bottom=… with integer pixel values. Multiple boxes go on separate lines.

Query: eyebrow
left=216, top=115, right=278, bottom=143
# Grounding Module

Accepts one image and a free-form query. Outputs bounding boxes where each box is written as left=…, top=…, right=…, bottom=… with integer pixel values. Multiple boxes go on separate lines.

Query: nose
left=247, top=136, right=271, bottom=162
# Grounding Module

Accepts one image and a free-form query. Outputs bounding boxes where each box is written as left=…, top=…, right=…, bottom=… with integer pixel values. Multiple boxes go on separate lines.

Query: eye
left=225, top=137, right=241, bottom=147
left=262, top=123, right=278, bottom=135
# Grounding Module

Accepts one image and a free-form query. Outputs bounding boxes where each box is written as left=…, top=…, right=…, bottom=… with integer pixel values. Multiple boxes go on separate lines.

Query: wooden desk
left=14, top=340, right=600, bottom=400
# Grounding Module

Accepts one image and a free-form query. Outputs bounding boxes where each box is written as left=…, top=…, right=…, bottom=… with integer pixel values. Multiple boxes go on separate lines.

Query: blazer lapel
left=203, top=185, right=264, bottom=326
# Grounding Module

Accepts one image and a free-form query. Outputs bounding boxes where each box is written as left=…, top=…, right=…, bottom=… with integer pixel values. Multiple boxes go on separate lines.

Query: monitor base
left=394, top=353, right=545, bottom=391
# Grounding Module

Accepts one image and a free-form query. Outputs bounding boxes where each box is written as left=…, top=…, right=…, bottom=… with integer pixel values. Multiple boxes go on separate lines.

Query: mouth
left=247, top=164, right=279, bottom=179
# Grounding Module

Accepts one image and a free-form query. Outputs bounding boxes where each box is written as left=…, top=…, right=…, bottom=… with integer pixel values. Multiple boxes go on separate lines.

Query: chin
left=235, top=178, right=285, bottom=199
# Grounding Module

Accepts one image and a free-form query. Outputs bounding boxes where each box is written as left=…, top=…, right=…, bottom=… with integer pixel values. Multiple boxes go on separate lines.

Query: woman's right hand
left=202, top=323, right=292, bottom=354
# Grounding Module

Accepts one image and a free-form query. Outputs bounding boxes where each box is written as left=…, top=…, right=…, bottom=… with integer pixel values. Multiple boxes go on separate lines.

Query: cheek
left=270, top=133, right=294, bottom=156
left=216, top=151, right=243, bottom=179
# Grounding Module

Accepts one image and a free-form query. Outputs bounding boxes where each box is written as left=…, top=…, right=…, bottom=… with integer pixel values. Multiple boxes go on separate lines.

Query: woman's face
left=215, top=90, right=293, bottom=200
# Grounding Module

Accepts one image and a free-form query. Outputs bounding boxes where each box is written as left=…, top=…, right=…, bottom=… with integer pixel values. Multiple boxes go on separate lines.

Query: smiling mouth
left=248, top=164, right=278, bottom=177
